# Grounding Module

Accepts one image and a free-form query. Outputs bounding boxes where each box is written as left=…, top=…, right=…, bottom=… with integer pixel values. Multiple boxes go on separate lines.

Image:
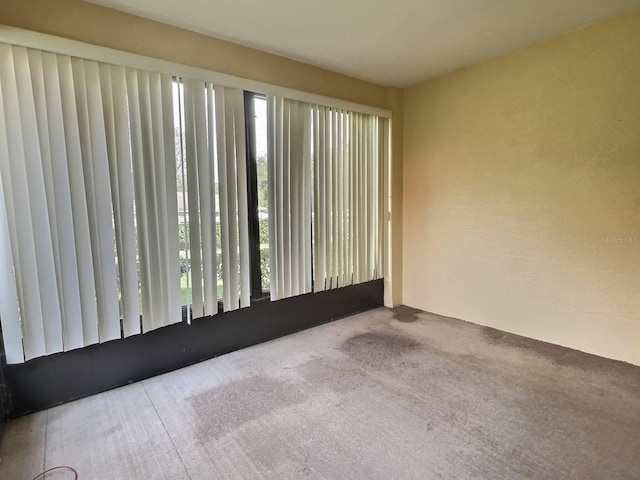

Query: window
left=244, top=92, right=270, bottom=297
left=0, top=44, right=250, bottom=362
left=0, top=47, right=186, bottom=362
left=265, top=96, right=386, bottom=301
left=0, top=39, right=388, bottom=364
left=175, top=79, right=252, bottom=319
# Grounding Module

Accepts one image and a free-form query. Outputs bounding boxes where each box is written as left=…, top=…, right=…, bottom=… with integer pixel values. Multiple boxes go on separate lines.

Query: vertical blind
left=0, top=43, right=249, bottom=363
left=124, top=67, right=181, bottom=336
left=267, top=96, right=313, bottom=300
left=181, top=80, right=250, bottom=318
left=0, top=40, right=388, bottom=364
left=267, top=95, right=387, bottom=300
left=312, top=106, right=386, bottom=291
left=215, top=86, right=251, bottom=312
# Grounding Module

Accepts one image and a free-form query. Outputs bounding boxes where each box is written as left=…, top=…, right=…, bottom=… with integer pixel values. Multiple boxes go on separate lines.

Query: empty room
left=0, top=0, right=639, bottom=478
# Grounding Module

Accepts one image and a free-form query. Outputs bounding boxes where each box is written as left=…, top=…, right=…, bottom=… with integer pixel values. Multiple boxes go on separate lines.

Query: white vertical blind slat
left=333, top=109, right=340, bottom=287
left=325, top=108, right=334, bottom=288
left=357, top=115, right=363, bottom=282
left=277, top=98, right=286, bottom=297
left=342, top=110, right=349, bottom=286
left=289, top=101, right=299, bottom=294
left=337, top=110, right=345, bottom=288
left=334, top=110, right=341, bottom=287
left=293, top=101, right=302, bottom=293
left=193, top=80, right=215, bottom=315
left=282, top=99, right=291, bottom=296
left=343, top=111, right=352, bottom=286
left=372, top=117, right=379, bottom=277
left=0, top=75, right=24, bottom=363
left=302, top=103, right=313, bottom=293
left=206, top=83, right=219, bottom=314
left=363, top=114, right=371, bottom=282
left=312, top=106, right=324, bottom=292
left=161, top=74, right=182, bottom=326
left=362, top=114, right=369, bottom=283
left=321, top=108, right=329, bottom=290
left=139, top=71, right=164, bottom=331
left=348, top=111, right=356, bottom=286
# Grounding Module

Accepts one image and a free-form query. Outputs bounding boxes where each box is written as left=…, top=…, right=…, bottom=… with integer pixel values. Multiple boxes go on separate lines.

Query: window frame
left=244, top=91, right=269, bottom=301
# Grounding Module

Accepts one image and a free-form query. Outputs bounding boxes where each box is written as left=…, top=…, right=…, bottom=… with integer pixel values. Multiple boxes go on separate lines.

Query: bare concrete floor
left=1, top=307, right=639, bottom=479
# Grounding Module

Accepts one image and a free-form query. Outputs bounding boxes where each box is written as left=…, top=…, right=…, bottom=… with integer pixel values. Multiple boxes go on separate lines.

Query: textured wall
left=0, top=0, right=389, bottom=108
left=403, top=10, right=640, bottom=364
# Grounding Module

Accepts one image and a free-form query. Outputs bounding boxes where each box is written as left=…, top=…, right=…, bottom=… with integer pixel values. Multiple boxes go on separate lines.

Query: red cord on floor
left=31, top=465, right=78, bottom=480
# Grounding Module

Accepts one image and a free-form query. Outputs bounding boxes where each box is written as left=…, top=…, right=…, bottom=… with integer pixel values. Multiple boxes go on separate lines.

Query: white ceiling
left=86, top=0, right=640, bottom=87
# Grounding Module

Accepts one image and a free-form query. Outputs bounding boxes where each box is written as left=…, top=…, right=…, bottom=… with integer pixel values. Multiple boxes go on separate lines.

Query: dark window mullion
left=244, top=91, right=264, bottom=300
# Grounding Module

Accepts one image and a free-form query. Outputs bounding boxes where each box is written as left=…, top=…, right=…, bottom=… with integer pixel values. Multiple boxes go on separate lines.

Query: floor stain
left=391, top=305, right=423, bottom=323
left=188, top=375, right=307, bottom=443
left=340, top=331, right=421, bottom=369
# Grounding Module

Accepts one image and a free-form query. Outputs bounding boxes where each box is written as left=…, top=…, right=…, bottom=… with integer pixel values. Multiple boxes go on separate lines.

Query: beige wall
left=404, top=10, right=640, bottom=365
left=0, top=0, right=389, bottom=108
left=0, top=0, right=405, bottom=305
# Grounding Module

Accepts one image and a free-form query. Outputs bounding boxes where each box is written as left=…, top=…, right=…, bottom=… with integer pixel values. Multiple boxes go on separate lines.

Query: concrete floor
left=1, top=307, right=639, bottom=479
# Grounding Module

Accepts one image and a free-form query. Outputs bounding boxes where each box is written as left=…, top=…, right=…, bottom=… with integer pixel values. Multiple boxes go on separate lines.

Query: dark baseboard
left=3, top=279, right=383, bottom=418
